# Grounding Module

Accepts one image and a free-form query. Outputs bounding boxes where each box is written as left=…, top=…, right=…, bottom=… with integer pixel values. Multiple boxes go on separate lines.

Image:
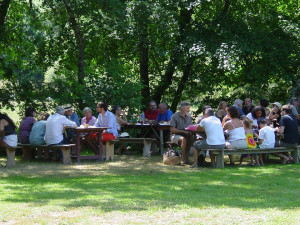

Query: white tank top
left=227, top=121, right=246, bottom=142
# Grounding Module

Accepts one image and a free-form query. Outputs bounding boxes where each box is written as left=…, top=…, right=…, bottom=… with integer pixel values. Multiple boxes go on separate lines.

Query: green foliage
left=0, top=0, right=299, bottom=114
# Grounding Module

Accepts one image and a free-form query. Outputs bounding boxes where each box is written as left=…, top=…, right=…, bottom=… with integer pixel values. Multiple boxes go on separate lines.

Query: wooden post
left=215, top=151, right=224, bottom=169
left=61, top=147, right=72, bottom=165
left=106, top=141, right=115, bottom=161
left=143, top=139, right=151, bottom=157
left=6, top=147, right=16, bottom=167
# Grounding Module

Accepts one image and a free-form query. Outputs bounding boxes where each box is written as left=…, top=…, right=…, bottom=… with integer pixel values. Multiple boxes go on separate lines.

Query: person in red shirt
left=144, top=100, right=159, bottom=123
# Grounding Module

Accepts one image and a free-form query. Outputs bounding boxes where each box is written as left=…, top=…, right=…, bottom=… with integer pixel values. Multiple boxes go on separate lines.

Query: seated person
left=233, top=99, right=245, bottom=118
left=29, top=113, right=50, bottom=145
left=259, top=99, right=270, bottom=117
left=215, top=101, right=227, bottom=122
left=156, top=102, right=173, bottom=123
left=45, top=106, right=77, bottom=145
left=45, top=106, right=77, bottom=160
left=242, top=98, right=255, bottom=115
left=170, top=102, right=193, bottom=165
left=85, top=102, right=118, bottom=156
left=246, top=106, right=266, bottom=129
left=64, top=104, right=80, bottom=143
left=0, top=113, right=18, bottom=148
left=145, top=100, right=159, bottom=124
left=191, top=108, right=225, bottom=168
left=19, top=107, right=37, bottom=144
left=268, top=102, right=281, bottom=127
left=223, top=106, right=247, bottom=165
left=112, top=105, right=129, bottom=155
left=81, top=107, right=96, bottom=127
left=289, top=97, right=300, bottom=122
left=275, top=104, right=298, bottom=163
left=196, top=105, right=211, bottom=124
left=256, top=119, right=275, bottom=165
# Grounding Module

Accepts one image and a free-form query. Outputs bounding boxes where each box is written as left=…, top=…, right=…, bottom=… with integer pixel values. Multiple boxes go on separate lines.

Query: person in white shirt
left=191, top=108, right=225, bottom=168
left=45, top=106, right=77, bottom=145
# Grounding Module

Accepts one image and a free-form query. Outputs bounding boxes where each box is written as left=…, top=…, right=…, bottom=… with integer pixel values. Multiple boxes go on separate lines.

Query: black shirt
left=279, top=114, right=298, bottom=144
left=242, top=105, right=255, bottom=115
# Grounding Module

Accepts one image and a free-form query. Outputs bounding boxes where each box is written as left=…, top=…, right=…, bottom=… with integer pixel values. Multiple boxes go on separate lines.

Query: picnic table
left=74, top=127, right=109, bottom=162
left=123, top=123, right=172, bottom=155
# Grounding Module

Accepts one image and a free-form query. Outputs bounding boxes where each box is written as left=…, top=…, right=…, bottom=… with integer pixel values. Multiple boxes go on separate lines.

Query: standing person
left=144, top=100, right=159, bottom=124
left=239, top=117, right=258, bottom=166
left=0, top=113, right=17, bottom=147
left=275, top=105, right=299, bottom=163
left=81, top=107, right=97, bottom=127
left=19, top=107, right=37, bottom=144
left=191, top=108, right=226, bottom=168
left=233, top=99, right=245, bottom=118
left=156, top=103, right=173, bottom=123
left=223, top=106, right=247, bottom=165
left=170, top=102, right=193, bottom=165
left=289, top=97, right=300, bottom=122
left=242, top=98, right=255, bottom=115
left=29, top=113, right=50, bottom=145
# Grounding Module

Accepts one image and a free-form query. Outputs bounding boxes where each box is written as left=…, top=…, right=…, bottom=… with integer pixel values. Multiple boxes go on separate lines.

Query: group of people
left=0, top=97, right=299, bottom=166
left=169, top=98, right=299, bottom=168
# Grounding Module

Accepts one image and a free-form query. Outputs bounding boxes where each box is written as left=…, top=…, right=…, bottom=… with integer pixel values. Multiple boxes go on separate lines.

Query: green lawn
left=1, top=155, right=300, bottom=224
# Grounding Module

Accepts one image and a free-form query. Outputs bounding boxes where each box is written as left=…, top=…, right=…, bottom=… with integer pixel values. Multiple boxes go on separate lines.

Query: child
left=255, top=119, right=276, bottom=165
left=240, top=117, right=260, bottom=166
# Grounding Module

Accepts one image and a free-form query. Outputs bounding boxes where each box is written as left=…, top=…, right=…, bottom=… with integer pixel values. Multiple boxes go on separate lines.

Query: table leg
left=160, top=129, right=164, bottom=156
left=98, top=132, right=103, bottom=161
left=76, top=134, right=81, bottom=163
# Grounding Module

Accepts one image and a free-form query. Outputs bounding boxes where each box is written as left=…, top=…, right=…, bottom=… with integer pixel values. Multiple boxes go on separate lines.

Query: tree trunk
left=139, top=19, right=150, bottom=109
left=62, top=0, right=85, bottom=86
left=0, top=0, right=11, bottom=39
left=170, top=57, right=196, bottom=112
left=151, top=7, right=193, bottom=104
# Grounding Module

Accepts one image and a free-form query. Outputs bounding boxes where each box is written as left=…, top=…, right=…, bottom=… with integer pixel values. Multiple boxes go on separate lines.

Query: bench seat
left=18, top=144, right=75, bottom=165
left=205, top=147, right=299, bottom=168
left=106, top=138, right=156, bottom=160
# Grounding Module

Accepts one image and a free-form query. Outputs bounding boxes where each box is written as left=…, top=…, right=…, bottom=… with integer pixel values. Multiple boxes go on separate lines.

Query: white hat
left=64, top=104, right=73, bottom=111
left=271, top=102, right=282, bottom=109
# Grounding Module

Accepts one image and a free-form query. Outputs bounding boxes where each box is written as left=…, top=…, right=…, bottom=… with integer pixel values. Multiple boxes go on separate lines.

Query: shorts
left=170, top=134, right=183, bottom=145
left=2, top=134, right=18, bottom=147
left=226, top=139, right=247, bottom=149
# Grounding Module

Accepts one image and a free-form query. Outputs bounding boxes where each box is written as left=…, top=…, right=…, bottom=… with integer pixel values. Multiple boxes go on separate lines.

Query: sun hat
left=271, top=102, right=282, bottom=109
left=64, top=104, right=73, bottom=111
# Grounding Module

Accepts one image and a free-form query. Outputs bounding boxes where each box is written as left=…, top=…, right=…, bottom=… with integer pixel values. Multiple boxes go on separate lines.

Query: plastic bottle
left=140, top=112, right=145, bottom=124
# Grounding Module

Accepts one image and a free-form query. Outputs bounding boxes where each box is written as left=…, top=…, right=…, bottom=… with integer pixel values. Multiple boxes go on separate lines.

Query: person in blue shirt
left=156, top=103, right=173, bottom=123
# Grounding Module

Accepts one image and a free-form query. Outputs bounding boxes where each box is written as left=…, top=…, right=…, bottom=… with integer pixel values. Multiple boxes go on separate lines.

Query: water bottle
left=140, top=112, right=145, bottom=124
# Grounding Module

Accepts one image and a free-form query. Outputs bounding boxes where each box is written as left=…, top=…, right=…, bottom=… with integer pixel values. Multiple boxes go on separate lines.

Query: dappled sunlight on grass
left=1, top=155, right=300, bottom=224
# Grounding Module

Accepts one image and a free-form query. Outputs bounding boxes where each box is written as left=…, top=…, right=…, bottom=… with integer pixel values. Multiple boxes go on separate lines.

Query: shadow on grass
left=1, top=160, right=300, bottom=211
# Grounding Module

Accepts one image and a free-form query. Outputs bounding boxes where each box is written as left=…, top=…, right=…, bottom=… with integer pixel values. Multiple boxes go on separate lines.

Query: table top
left=123, top=123, right=172, bottom=130
left=74, top=127, right=110, bottom=133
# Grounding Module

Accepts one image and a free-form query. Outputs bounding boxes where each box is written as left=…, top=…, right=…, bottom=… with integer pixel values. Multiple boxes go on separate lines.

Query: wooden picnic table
left=74, top=127, right=109, bottom=162
left=123, top=123, right=172, bottom=156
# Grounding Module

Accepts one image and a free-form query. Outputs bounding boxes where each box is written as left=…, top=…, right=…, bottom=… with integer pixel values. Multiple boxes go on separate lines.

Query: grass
left=1, top=154, right=300, bottom=224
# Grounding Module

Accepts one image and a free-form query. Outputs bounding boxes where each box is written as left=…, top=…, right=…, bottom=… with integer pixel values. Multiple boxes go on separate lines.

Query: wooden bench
left=1, top=146, right=22, bottom=167
left=206, top=147, right=299, bottom=169
left=106, top=138, right=156, bottom=160
left=18, top=144, right=75, bottom=165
